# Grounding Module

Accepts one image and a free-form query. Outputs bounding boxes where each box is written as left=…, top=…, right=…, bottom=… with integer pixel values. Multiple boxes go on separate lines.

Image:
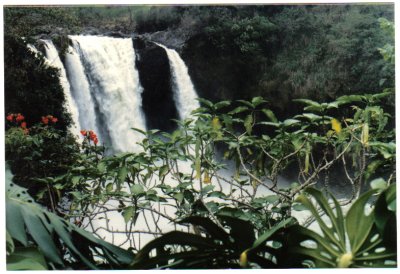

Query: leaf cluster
left=6, top=168, right=134, bottom=270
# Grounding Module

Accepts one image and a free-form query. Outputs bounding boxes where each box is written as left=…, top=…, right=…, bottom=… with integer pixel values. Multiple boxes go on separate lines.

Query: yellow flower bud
left=331, top=118, right=342, bottom=134
left=239, top=250, right=248, bottom=267
left=203, top=170, right=211, bottom=184
left=337, top=252, right=353, bottom=268
left=211, top=117, right=222, bottom=131
left=361, top=123, right=369, bottom=146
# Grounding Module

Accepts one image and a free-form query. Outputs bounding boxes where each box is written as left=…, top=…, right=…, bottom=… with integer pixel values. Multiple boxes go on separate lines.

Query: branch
left=292, top=135, right=354, bottom=197
left=236, top=146, right=291, bottom=200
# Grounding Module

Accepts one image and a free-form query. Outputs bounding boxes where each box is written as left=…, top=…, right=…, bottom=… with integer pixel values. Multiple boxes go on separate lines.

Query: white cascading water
left=157, top=43, right=200, bottom=120
left=64, top=41, right=101, bottom=143
left=27, top=44, right=40, bottom=57
left=68, top=35, right=146, bottom=153
left=41, top=40, right=81, bottom=137
left=47, top=36, right=205, bottom=248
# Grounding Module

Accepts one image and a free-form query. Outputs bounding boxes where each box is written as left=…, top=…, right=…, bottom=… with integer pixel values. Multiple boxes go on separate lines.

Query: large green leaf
left=178, top=216, right=231, bottom=244
left=197, top=98, right=214, bottom=109
left=6, top=230, right=15, bottom=256
left=6, top=168, right=134, bottom=269
left=214, top=100, right=231, bottom=110
left=296, top=188, right=346, bottom=252
left=374, top=184, right=396, bottom=231
left=250, top=218, right=294, bottom=252
left=346, top=189, right=377, bottom=254
left=251, top=96, right=267, bottom=107
left=132, top=230, right=219, bottom=268
left=228, top=106, right=249, bottom=115
left=118, top=166, right=129, bottom=184
left=285, top=225, right=338, bottom=267
left=7, top=247, right=48, bottom=270
left=6, top=197, right=28, bottom=246
left=261, top=108, right=278, bottom=123
left=18, top=202, right=64, bottom=265
left=336, top=94, right=365, bottom=105
left=293, top=99, right=321, bottom=107
left=288, top=186, right=397, bottom=268
left=131, top=214, right=290, bottom=269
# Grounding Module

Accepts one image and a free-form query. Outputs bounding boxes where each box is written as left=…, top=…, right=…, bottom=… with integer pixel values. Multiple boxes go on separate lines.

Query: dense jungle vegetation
left=4, top=4, right=397, bottom=270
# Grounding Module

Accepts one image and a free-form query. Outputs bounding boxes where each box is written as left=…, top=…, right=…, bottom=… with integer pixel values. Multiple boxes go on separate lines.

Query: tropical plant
left=128, top=182, right=396, bottom=269
left=131, top=211, right=294, bottom=269
left=5, top=116, right=80, bottom=210
left=6, top=167, right=134, bottom=270
left=284, top=182, right=396, bottom=268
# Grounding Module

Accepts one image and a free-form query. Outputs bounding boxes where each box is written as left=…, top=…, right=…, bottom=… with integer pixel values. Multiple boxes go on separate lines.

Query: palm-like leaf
left=131, top=214, right=293, bottom=269
left=286, top=186, right=396, bottom=268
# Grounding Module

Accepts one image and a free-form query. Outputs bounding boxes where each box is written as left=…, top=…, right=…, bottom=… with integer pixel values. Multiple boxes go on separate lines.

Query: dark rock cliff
left=134, top=37, right=179, bottom=132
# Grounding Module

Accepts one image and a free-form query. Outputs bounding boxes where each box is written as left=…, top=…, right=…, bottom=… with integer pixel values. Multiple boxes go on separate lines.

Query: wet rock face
left=134, top=38, right=179, bottom=132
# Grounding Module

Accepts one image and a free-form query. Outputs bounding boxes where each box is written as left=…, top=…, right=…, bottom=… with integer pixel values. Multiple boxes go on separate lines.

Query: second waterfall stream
left=157, top=43, right=200, bottom=120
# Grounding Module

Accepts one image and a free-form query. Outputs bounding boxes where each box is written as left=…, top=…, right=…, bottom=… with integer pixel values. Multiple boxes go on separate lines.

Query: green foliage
left=4, top=7, right=81, bottom=37
left=181, top=5, right=394, bottom=106
left=56, top=90, right=394, bottom=265
left=7, top=246, right=48, bottom=270
left=134, top=6, right=183, bottom=33
left=6, top=168, right=134, bottom=270
left=285, top=184, right=396, bottom=268
left=130, top=184, right=396, bottom=269
left=4, top=93, right=396, bottom=269
left=5, top=120, right=79, bottom=208
left=205, top=15, right=277, bottom=56
left=131, top=213, right=294, bottom=269
left=377, top=17, right=395, bottom=64
left=269, top=5, right=394, bottom=101
left=4, top=35, right=71, bottom=129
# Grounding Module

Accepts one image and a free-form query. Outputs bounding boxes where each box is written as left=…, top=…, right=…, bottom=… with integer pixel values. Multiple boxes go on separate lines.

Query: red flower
left=42, top=116, right=49, bottom=125
left=89, top=131, right=98, bottom=143
left=15, top=114, right=25, bottom=122
left=80, top=129, right=99, bottom=145
left=41, top=115, right=57, bottom=125
left=6, top=114, right=14, bottom=122
left=21, top=122, right=27, bottom=129
left=90, top=134, right=96, bottom=140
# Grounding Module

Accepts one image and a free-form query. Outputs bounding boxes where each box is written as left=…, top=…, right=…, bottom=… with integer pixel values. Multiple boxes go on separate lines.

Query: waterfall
left=64, top=42, right=101, bottom=143
left=68, top=35, right=147, bottom=153
left=27, top=44, right=41, bottom=58
left=156, top=43, right=200, bottom=120
left=42, top=37, right=200, bottom=248
left=41, top=40, right=81, bottom=136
